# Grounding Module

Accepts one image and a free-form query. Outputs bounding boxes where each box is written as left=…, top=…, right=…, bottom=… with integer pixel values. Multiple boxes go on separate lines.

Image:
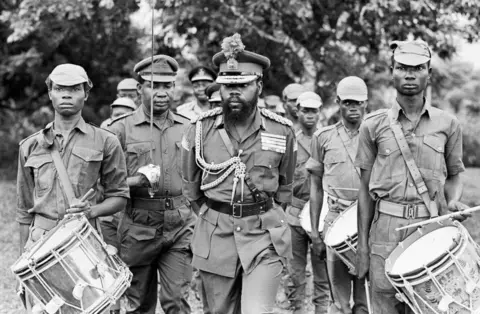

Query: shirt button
left=438, top=146, right=442, bottom=151
left=236, top=226, right=241, bottom=232
left=386, top=149, right=391, bottom=154
left=281, top=220, right=284, bottom=224
left=409, top=183, right=414, bottom=187
left=412, top=133, right=416, bottom=137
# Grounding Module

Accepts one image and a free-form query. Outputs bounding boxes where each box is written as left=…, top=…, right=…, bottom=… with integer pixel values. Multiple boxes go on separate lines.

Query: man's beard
left=223, top=93, right=258, bottom=123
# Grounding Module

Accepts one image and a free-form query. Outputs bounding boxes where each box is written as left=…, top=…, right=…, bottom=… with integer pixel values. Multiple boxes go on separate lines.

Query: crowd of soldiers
left=16, top=33, right=470, bottom=314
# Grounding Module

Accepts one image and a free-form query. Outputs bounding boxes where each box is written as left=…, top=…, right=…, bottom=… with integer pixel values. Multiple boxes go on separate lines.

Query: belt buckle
left=232, top=203, right=243, bottom=218
left=164, top=197, right=173, bottom=210
left=405, top=204, right=416, bottom=219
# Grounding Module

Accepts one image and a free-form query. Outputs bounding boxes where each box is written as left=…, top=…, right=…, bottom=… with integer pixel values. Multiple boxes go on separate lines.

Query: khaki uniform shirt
left=182, top=108, right=296, bottom=277
left=16, top=118, right=130, bottom=224
left=355, top=101, right=465, bottom=211
left=108, top=107, right=190, bottom=199
left=176, top=99, right=209, bottom=121
left=285, top=129, right=314, bottom=226
left=306, top=121, right=361, bottom=202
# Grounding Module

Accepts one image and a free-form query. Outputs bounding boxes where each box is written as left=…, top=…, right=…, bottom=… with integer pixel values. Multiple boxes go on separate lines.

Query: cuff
left=305, top=158, right=323, bottom=177
left=16, top=211, right=34, bottom=225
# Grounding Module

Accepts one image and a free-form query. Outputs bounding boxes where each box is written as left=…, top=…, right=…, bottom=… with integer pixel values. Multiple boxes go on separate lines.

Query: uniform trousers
left=369, top=203, right=427, bottom=314
left=199, top=248, right=283, bottom=314
left=118, top=204, right=195, bottom=314
left=287, top=224, right=331, bottom=314
left=324, top=209, right=368, bottom=314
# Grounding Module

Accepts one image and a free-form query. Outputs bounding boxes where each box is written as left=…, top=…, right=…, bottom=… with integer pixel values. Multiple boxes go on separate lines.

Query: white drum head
left=389, top=226, right=459, bottom=276
left=299, top=197, right=329, bottom=233
left=324, top=203, right=357, bottom=247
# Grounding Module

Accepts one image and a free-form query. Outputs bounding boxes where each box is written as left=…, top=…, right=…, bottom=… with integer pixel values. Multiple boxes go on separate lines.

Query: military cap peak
left=260, top=108, right=292, bottom=127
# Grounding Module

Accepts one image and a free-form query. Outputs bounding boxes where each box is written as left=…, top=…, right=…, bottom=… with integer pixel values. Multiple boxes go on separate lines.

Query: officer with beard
left=181, top=33, right=296, bottom=313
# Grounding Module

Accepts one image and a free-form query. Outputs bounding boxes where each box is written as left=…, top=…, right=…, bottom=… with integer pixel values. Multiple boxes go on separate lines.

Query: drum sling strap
left=337, top=125, right=361, bottom=178
left=387, top=109, right=438, bottom=218
left=50, top=145, right=75, bottom=219
left=218, top=127, right=269, bottom=202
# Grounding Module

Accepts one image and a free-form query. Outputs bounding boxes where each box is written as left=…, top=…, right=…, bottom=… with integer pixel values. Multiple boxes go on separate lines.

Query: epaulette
left=107, top=111, right=135, bottom=126
left=364, top=108, right=388, bottom=120
left=260, top=108, right=292, bottom=127
left=19, top=130, right=42, bottom=146
left=191, top=107, right=223, bottom=124
left=92, top=122, right=116, bottom=135
left=313, top=124, right=336, bottom=137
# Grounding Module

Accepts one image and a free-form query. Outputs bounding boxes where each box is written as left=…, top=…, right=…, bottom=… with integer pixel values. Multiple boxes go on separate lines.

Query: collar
left=214, top=108, right=266, bottom=131
left=391, top=98, right=431, bottom=121
left=133, top=106, right=176, bottom=126
left=338, top=119, right=359, bottom=137
left=42, top=118, right=88, bottom=147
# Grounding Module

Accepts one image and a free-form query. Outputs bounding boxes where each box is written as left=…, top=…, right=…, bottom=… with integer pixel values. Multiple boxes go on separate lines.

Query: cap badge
left=198, top=68, right=206, bottom=76
left=221, top=33, right=245, bottom=70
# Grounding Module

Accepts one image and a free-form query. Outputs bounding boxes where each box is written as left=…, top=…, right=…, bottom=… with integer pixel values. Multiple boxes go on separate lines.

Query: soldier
left=181, top=33, right=296, bottom=313
left=307, top=77, right=369, bottom=314
left=264, top=95, right=282, bottom=113
left=282, top=83, right=307, bottom=130
left=355, top=41, right=469, bottom=313
left=284, top=91, right=331, bottom=314
left=176, top=66, right=216, bottom=120
left=100, top=97, right=137, bottom=129
left=108, top=55, right=196, bottom=314
left=16, top=63, right=130, bottom=313
left=117, top=78, right=140, bottom=106
left=205, top=83, right=222, bottom=108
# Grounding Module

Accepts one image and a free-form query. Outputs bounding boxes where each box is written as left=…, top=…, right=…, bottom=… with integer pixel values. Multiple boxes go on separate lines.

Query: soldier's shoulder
left=108, top=111, right=135, bottom=126
left=176, top=102, right=193, bottom=112
left=191, top=107, right=223, bottom=124
left=260, top=108, right=293, bottom=127
left=364, top=108, right=388, bottom=121
left=313, top=123, right=336, bottom=137
left=89, top=122, right=116, bottom=136
left=19, top=129, right=43, bottom=147
left=172, top=111, right=191, bottom=124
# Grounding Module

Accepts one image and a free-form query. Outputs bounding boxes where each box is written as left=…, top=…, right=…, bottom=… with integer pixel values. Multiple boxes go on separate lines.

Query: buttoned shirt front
left=16, top=118, right=130, bottom=224
left=108, top=107, right=189, bottom=199
left=306, top=121, right=361, bottom=202
left=182, top=108, right=296, bottom=277
left=176, top=99, right=209, bottom=121
left=355, top=101, right=465, bottom=211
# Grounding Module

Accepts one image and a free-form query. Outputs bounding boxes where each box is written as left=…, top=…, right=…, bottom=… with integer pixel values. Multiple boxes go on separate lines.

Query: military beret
left=337, top=76, right=368, bottom=101
left=212, top=33, right=270, bottom=84
left=111, top=97, right=137, bottom=110
left=117, top=78, right=139, bottom=90
left=133, top=55, right=179, bottom=82
left=47, top=63, right=93, bottom=88
left=296, top=91, right=323, bottom=109
left=189, top=66, right=216, bottom=82
left=390, top=40, right=431, bottom=66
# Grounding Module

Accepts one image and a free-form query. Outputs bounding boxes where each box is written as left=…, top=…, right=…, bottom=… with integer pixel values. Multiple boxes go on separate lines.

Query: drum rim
left=324, top=201, right=357, bottom=246
left=385, top=221, right=463, bottom=277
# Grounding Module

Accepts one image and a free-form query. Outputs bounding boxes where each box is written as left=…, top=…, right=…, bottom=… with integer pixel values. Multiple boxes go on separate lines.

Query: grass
left=1, top=169, right=479, bottom=313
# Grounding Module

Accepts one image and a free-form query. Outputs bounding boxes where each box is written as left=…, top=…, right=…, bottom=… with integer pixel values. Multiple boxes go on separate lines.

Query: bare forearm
left=19, top=223, right=30, bottom=254
left=90, top=196, right=127, bottom=218
left=310, top=175, right=324, bottom=240
left=358, top=170, right=374, bottom=249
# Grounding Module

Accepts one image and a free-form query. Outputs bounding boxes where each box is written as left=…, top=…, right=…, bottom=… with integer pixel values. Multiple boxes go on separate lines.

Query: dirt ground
left=1, top=169, right=479, bottom=313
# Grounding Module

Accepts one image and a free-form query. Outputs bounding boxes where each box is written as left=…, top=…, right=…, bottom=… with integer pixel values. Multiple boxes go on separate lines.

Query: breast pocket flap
left=324, top=149, right=347, bottom=164
left=423, top=135, right=444, bottom=153
left=378, top=139, right=400, bottom=156
left=25, top=154, right=52, bottom=169
left=72, top=147, right=103, bottom=162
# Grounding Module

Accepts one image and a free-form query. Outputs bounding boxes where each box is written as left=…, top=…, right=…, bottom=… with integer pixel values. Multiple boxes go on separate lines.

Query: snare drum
left=299, top=197, right=329, bottom=234
left=323, top=202, right=358, bottom=273
left=386, top=221, right=480, bottom=314
left=11, top=215, right=132, bottom=314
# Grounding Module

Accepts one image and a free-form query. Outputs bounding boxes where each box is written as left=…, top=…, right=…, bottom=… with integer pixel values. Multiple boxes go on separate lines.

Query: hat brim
left=209, top=97, right=222, bottom=102
left=297, top=99, right=322, bottom=108
left=140, top=74, right=176, bottom=83
left=285, top=90, right=305, bottom=100
left=338, top=95, right=368, bottom=102
left=394, top=54, right=430, bottom=67
left=50, top=74, right=88, bottom=86
left=191, top=75, right=214, bottom=82
left=216, top=75, right=258, bottom=84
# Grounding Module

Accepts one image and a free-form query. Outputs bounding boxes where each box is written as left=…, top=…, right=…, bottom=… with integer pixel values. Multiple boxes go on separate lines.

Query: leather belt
left=206, top=198, right=274, bottom=218
left=378, top=199, right=430, bottom=219
left=327, top=194, right=355, bottom=207
left=131, top=195, right=188, bottom=211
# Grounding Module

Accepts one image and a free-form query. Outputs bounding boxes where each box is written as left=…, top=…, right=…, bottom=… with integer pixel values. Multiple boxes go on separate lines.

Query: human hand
left=310, top=236, right=326, bottom=258
left=447, top=200, right=471, bottom=222
left=66, top=199, right=92, bottom=218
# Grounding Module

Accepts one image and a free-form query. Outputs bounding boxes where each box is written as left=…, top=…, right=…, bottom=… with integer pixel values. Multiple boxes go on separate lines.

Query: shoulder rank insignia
left=365, top=108, right=388, bottom=120
left=313, top=124, right=336, bottom=137
left=192, top=107, right=223, bottom=123
left=261, top=132, right=287, bottom=153
left=260, top=108, right=293, bottom=127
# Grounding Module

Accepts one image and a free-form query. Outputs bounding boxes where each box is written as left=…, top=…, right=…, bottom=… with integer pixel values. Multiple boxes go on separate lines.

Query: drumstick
left=365, top=279, right=372, bottom=314
left=80, top=188, right=96, bottom=202
left=395, top=205, right=480, bottom=231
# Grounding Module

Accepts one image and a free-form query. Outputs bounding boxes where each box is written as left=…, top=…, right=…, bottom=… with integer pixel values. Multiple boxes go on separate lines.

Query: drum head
left=13, top=217, right=86, bottom=271
left=324, top=202, right=357, bottom=247
left=386, top=224, right=461, bottom=277
left=299, top=197, right=329, bottom=233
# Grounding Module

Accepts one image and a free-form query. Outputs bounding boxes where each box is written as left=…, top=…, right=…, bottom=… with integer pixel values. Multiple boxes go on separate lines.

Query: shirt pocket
left=25, top=154, right=54, bottom=197
left=192, top=206, right=219, bottom=259
left=70, top=146, right=103, bottom=188
left=419, top=134, right=445, bottom=176
left=260, top=205, right=291, bottom=259
left=119, top=220, right=157, bottom=266
left=323, top=148, right=347, bottom=178
left=125, top=142, right=154, bottom=175
left=250, top=151, right=283, bottom=192
left=377, top=138, right=403, bottom=179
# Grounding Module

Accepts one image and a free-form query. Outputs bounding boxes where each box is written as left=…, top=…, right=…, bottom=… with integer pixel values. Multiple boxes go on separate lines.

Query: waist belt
left=206, top=198, right=274, bottom=218
left=327, top=194, right=355, bottom=207
left=291, top=197, right=307, bottom=209
left=378, top=199, right=430, bottom=219
left=131, top=195, right=188, bottom=211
